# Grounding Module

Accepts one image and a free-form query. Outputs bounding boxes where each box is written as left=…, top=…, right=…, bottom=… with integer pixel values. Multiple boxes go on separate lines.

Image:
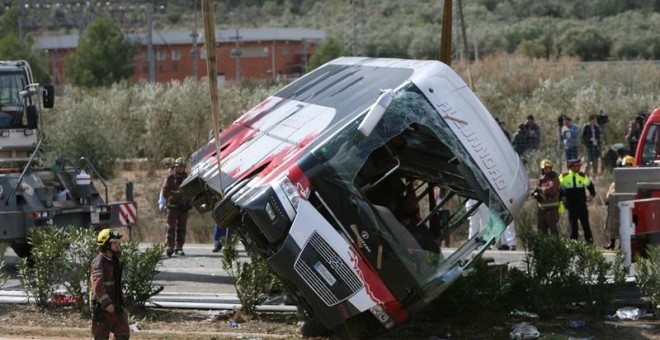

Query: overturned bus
left=181, top=58, right=529, bottom=338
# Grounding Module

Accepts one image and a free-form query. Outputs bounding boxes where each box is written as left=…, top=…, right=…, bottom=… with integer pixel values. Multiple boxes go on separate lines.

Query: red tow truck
left=612, top=107, right=660, bottom=267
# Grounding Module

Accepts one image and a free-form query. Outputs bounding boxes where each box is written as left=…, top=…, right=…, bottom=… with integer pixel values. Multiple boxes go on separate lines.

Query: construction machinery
left=0, top=60, right=137, bottom=257
left=608, top=107, right=660, bottom=267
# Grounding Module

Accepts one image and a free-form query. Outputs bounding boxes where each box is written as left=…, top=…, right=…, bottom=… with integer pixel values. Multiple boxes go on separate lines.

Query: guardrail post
left=126, top=182, right=134, bottom=202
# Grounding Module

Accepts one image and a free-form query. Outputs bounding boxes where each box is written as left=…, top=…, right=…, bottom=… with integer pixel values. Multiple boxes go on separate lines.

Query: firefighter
left=532, top=159, right=560, bottom=236
left=161, top=157, right=192, bottom=257
left=90, top=228, right=129, bottom=340
left=559, top=158, right=596, bottom=243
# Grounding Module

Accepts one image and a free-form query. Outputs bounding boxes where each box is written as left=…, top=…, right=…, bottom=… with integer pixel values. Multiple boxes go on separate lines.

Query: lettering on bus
left=438, top=103, right=507, bottom=191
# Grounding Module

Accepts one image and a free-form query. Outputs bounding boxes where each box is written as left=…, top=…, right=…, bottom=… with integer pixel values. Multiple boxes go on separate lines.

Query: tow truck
left=0, top=60, right=138, bottom=257
left=609, top=107, right=660, bottom=267
left=181, top=57, right=528, bottom=338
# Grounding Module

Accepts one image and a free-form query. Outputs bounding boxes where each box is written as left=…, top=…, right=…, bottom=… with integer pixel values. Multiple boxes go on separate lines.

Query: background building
left=36, top=27, right=325, bottom=86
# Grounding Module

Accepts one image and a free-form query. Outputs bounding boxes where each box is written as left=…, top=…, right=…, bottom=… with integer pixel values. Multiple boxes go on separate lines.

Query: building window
left=172, top=50, right=181, bottom=60
left=230, top=47, right=269, bottom=58
left=156, top=50, right=167, bottom=61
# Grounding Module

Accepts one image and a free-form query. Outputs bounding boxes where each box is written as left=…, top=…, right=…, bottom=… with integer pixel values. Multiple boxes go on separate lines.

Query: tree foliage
left=559, top=27, right=611, bottom=61
left=65, top=15, right=136, bottom=88
left=0, top=6, right=49, bottom=83
left=307, top=38, right=347, bottom=71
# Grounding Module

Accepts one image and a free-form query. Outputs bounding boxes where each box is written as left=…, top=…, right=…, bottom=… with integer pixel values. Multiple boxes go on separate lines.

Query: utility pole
left=439, top=0, right=453, bottom=65
left=351, top=0, right=356, bottom=55
left=271, top=41, right=276, bottom=79
left=191, top=0, right=199, bottom=82
left=202, top=0, right=223, bottom=195
left=302, top=39, right=307, bottom=72
left=17, top=0, right=24, bottom=40
left=231, top=29, right=242, bottom=83
left=146, top=3, right=155, bottom=83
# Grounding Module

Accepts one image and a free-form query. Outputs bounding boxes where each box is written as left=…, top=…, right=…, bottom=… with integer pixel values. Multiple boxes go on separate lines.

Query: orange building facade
left=36, top=28, right=325, bottom=86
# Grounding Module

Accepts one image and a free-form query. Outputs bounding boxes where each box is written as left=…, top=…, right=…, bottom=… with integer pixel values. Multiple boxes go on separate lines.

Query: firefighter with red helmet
left=161, top=157, right=192, bottom=257
left=532, top=159, right=560, bottom=236
left=90, top=228, right=129, bottom=340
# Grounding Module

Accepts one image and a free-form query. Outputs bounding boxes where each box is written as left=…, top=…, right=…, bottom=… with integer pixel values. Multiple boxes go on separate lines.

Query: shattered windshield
left=309, top=82, right=509, bottom=310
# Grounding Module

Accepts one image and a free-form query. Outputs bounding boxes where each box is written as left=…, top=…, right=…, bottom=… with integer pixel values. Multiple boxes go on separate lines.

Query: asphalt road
left=1, top=243, right=240, bottom=296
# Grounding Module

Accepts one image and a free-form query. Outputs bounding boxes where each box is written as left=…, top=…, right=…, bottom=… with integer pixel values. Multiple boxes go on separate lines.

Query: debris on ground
left=203, top=309, right=233, bottom=323
left=567, top=319, right=586, bottom=329
left=509, top=322, right=540, bottom=340
left=614, top=307, right=643, bottom=320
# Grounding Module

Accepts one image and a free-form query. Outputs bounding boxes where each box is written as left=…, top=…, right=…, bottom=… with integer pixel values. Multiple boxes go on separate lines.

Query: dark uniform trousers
left=92, top=309, right=130, bottom=340
left=537, top=208, right=559, bottom=236
left=167, top=208, right=188, bottom=250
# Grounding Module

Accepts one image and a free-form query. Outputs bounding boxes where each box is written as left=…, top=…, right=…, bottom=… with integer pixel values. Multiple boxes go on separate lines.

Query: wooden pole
left=439, top=0, right=453, bottom=65
left=202, top=0, right=224, bottom=196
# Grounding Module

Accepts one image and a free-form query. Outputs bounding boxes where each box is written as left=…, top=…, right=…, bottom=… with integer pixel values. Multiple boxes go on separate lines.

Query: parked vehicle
left=0, top=60, right=137, bottom=257
left=611, top=107, right=660, bottom=267
left=181, top=57, right=528, bottom=338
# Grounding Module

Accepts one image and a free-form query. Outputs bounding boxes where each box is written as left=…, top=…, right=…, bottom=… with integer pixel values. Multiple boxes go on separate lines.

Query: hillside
left=3, top=0, right=660, bottom=62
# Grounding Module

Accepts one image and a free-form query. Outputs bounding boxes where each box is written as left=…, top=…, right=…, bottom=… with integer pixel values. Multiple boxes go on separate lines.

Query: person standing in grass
left=581, top=114, right=602, bottom=177
left=561, top=116, right=580, bottom=165
left=533, top=159, right=560, bottom=236
left=559, top=158, right=596, bottom=243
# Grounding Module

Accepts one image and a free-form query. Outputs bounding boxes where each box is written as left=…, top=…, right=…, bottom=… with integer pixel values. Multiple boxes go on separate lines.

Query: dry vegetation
left=94, top=55, right=660, bottom=246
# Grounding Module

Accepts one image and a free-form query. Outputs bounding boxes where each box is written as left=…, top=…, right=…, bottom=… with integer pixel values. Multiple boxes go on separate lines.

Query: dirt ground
left=0, top=304, right=303, bottom=339
left=0, top=303, right=659, bottom=339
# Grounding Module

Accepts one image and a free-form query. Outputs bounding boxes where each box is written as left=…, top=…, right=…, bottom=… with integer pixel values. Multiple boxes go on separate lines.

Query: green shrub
left=17, top=227, right=164, bottom=316
left=635, top=245, right=660, bottom=316
left=0, top=243, right=8, bottom=288
left=17, top=227, right=73, bottom=309
left=514, top=226, right=626, bottom=316
left=221, top=235, right=284, bottom=315
left=120, top=241, right=166, bottom=312
left=59, top=228, right=98, bottom=316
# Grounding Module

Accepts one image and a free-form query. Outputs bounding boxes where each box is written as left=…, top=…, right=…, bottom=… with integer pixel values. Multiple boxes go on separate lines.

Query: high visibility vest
left=559, top=170, right=591, bottom=189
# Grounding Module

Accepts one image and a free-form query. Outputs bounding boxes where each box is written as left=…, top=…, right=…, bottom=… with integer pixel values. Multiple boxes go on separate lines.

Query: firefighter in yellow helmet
left=532, top=159, right=560, bottom=236
left=160, top=157, right=192, bottom=257
left=90, top=228, right=129, bottom=339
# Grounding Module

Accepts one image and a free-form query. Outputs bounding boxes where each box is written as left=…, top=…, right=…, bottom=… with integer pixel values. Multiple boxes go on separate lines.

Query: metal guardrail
left=0, top=290, right=299, bottom=312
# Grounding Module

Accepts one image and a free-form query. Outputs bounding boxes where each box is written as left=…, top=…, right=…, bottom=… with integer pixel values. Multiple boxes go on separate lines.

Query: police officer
left=161, top=157, right=192, bottom=257
left=559, top=159, right=596, bottom=243
left=533, top=159, right=560, bottom=236
left=91, top=228, right=129, bottom=340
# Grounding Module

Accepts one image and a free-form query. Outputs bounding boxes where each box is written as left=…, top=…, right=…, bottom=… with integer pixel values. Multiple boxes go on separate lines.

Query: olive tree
left=65, top=14, right=136, bottom=88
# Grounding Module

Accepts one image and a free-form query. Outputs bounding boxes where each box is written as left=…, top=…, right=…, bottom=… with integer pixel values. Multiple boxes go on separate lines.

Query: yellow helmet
left=97, top=228, right=122, bottom=248
left=173, top=157, right=186, bottom=167
left=623, top=155, right=634, bottom=166
left=540, top=159, right=553, bottom=169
